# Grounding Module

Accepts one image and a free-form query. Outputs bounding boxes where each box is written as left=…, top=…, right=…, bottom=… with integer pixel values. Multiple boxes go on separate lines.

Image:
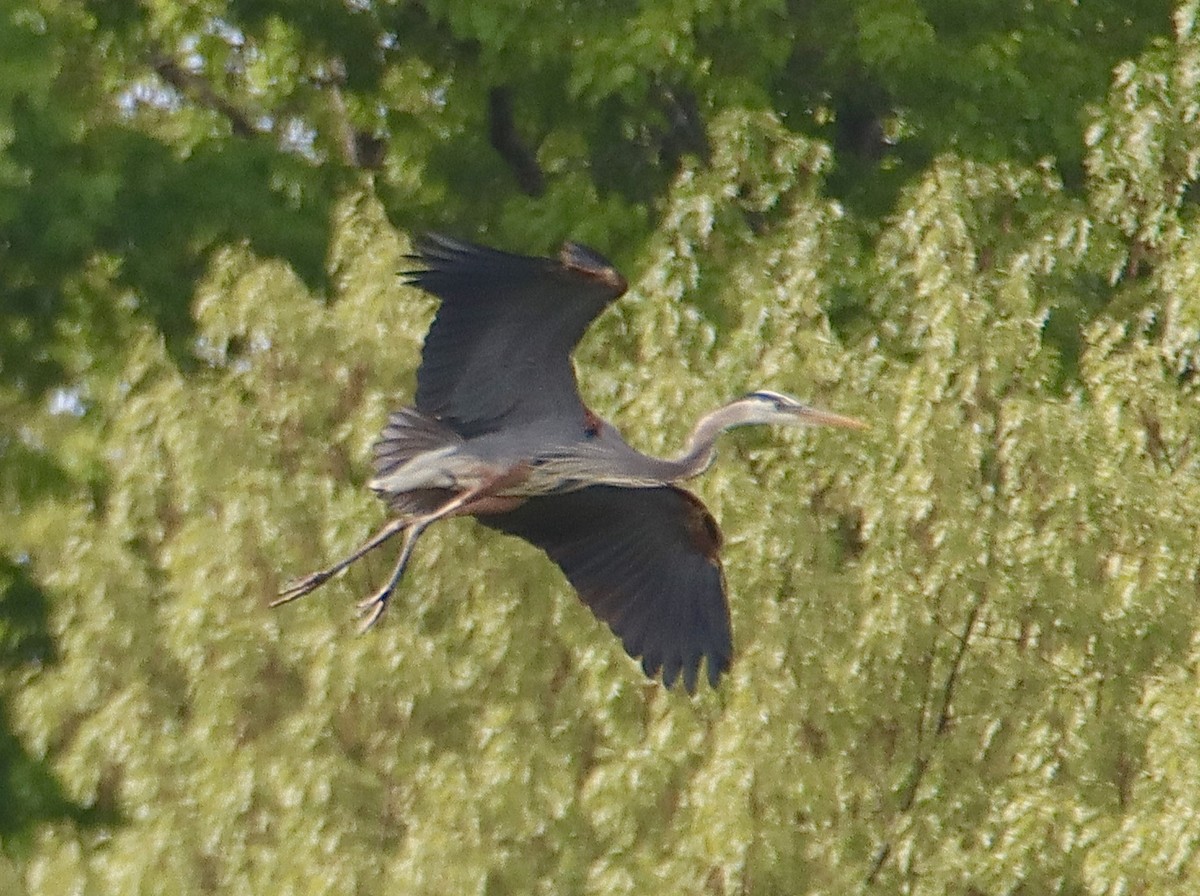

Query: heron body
left=277, top=234, right=865, bottom=693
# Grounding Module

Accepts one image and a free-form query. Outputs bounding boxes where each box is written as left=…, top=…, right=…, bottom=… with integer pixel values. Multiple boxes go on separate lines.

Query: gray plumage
left=277, top=234, right=865, bottom=693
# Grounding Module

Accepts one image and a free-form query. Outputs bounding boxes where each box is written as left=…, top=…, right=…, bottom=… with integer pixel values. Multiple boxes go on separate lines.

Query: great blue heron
left=277, top=234, right=865, bottom=693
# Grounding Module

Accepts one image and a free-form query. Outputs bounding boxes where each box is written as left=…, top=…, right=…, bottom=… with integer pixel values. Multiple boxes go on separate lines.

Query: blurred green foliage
left=3, top=0, right=1200, bottom=892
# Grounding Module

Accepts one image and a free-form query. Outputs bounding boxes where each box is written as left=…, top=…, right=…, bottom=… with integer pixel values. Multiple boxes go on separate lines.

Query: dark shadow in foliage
left=761, top=1, right=1173, bottom=219
left=0, top=559, right=54, bottom=673
left=587, top=84, right=711, bottom=209
left=0, top=559, right=121, bottom=853
left=106, top=132, right=341, bottom=368
left=4, top=98, right=341, bottom=396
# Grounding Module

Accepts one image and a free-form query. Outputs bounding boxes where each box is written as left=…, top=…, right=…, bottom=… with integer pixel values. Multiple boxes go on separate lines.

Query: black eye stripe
left=746, top=390, right=785, bottom=404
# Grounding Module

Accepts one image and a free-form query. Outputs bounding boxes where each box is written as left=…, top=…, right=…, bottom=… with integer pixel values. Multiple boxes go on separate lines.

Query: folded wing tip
left=559, top=241, right=628, bottom=296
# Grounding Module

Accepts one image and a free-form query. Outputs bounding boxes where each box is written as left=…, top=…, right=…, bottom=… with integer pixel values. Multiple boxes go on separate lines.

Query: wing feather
left=406, top=234, right=627, bottom=438
left=479, top=485, right=732, bottom=692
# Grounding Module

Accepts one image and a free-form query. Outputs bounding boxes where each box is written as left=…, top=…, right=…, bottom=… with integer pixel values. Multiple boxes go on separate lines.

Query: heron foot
left=272, top=570, right=334, bottom=607
left=355, top=586, right=393, bottom=633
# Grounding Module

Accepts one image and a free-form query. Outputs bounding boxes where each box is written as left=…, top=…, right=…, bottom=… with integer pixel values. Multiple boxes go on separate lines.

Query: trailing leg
left=356, top=521, right=429, bottom=631
left=273, top=516, right=411, bottom=607
left=351, top=470, right=526, bottom=628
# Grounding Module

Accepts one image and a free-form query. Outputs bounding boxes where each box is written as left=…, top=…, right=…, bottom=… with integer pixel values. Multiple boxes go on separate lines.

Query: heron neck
left=656, top=403, right=746, bottom=481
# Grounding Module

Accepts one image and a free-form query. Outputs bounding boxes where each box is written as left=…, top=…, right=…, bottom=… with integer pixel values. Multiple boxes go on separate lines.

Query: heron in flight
left=277, top=234, right=865, bottom=693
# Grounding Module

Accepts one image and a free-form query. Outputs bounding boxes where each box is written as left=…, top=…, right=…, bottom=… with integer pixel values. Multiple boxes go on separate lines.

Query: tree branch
left=866, top=594, right=984, bottom=885
left=324, top=70, right=386, bottom=170
left=488, top=86, right=545, bottom=197
left=150, top=52, right=261, bottom=139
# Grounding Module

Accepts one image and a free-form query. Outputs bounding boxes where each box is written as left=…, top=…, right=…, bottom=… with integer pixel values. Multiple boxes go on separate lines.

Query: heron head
left=739, top=390, right=868, bottom=430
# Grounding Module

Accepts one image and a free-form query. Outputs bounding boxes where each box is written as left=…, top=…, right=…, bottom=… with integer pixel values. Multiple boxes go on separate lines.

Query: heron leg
left=350, top=470, right=525, bottom=629
left=273, top=516, right=412, bottom=608
left=356, top=521, right=429, bottom=632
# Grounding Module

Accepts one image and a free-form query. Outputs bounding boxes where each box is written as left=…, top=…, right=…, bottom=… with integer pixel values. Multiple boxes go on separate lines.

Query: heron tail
left=371, top=407, right=463, bottom=515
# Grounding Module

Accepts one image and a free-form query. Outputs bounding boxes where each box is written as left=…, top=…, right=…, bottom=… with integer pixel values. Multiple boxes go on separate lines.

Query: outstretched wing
left=479, top=485, right=732, bottom=693
left=406, top=234, right=627, bottom=439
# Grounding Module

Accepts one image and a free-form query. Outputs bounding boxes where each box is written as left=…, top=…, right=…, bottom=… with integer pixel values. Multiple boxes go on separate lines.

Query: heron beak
left=794, top=406, right=869, bottom=430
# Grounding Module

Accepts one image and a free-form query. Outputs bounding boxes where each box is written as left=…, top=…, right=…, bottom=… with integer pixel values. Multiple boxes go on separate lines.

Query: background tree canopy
left=3, top=0, right=1200, bottom=892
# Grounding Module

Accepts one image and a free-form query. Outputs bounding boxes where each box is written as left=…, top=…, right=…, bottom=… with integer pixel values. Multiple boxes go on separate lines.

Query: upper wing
left=406, top=234, right=627, bottom=439
left=478, top=485, right=732, bottom=693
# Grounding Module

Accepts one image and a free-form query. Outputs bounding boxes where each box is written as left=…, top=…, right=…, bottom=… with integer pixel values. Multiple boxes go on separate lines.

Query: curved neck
left=643, top=401, right=758, bottom=482
left=540, top=400, right=775, bottom=487
left=674, top=406, right=735, bottom=477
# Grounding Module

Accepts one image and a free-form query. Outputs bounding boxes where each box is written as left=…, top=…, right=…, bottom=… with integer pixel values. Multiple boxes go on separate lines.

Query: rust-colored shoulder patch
left=673, top=487, right=724, bottom=563
left=582, top=407, right=603, bottom=438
